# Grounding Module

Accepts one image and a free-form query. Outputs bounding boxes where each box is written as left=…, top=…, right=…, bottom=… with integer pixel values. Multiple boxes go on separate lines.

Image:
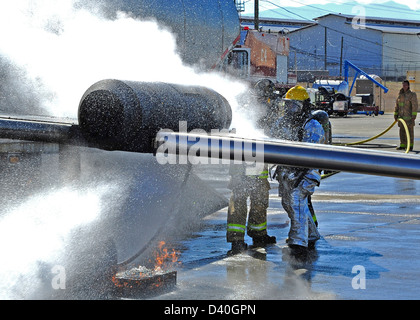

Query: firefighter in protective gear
left=395, top=80, right=418, bottom=151
left=254, top=79, right=275, bottom=99
left=311, top=110, right=332, bottom=145
left=227, top=162, right=276, bottom=254
left=226, top=79, right=278, bottom=255
left=253, top=79, right=281, bottom=134
left=270, top=86, right=326, bottom=257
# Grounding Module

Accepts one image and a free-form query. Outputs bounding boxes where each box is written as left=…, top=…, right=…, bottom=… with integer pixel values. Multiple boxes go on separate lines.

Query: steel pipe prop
left=155, top=131, right=420, bottom=180
left=0, top=117, right=79, bottom=144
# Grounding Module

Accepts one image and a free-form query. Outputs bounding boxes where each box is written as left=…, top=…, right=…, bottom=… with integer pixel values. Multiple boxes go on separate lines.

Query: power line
left=319, top=0, right=420, bottom=17
left=249, top=0, right=420, bottom=20
left=292, top=0, right=420, bottom=17
left=263, top=0, right=420, bottom=57
left=263, top=0, right=314, bottom=21
left=259, top=3, right=301, bottom=20
left=290, top=37, right=420, bottom=69
left=254, top=1, right=420, bottom=63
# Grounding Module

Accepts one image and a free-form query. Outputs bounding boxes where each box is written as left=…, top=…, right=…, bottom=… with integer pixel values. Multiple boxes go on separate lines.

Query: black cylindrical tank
left=78, top=79, right=232, bottom=153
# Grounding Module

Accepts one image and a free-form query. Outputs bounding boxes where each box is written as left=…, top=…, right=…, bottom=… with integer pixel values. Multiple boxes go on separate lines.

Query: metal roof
left=241, top=14, right=420, bottom=35
left=240, top=16, right=315, bottom=33
left=314, top=13, right=420, bottom=27
left=363, top=25, right=420, bottom=35
left=240, top=21, right=306, bottom=32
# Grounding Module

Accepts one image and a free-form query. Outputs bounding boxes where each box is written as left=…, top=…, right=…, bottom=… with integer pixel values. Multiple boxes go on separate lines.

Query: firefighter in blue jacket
left=271, top=86, right=328, bottom=258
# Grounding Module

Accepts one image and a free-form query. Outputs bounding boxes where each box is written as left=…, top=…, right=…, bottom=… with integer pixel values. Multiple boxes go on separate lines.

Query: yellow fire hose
left=342, top=119, right=410, bottom=153
left=321, top=118, right=410, bottom=179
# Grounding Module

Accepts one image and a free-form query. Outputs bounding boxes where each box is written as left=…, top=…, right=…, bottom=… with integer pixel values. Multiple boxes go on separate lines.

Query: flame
left=154, top=241, right=179, bottom=272
left=112, top=240, right=180, bottom=288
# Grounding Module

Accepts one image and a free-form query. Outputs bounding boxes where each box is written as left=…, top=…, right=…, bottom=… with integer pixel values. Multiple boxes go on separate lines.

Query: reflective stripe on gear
left=246, top=170, right=269, bottom=179
left=227, top=223, right=246, bottom=233
left=247, top=221, right=267, bottom=232
left=258, top=171, right=269, bottom=179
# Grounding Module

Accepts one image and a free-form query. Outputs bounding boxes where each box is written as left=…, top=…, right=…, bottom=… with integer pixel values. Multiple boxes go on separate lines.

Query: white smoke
left=0, top=1, right=262, bottom=299
left=0, top=0, right=253, bottom=136
left=0, top=186, right=108, bottom=299
left=0, top=1, right=182, bottom=116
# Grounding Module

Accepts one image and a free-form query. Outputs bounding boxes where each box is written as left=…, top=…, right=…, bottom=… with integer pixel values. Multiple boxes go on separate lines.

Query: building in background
left=241, top=14, right=420, bottom=81
left=240, top=16, right=315, bottom=33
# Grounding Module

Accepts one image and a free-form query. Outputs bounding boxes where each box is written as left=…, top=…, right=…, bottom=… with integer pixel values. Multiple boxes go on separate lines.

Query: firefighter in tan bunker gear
left=226, top=162, right=276, bottom=254
left=226, top=79, right=277, bottom=255
left=395, top=80, right=418, bottom=151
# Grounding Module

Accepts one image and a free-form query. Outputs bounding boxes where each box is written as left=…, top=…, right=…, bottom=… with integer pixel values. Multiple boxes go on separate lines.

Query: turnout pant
left=227, top=178, right=270, bottom=242
left=398, top=120, right=415, bottom=148
left=280, top=170, right=321, bottom=247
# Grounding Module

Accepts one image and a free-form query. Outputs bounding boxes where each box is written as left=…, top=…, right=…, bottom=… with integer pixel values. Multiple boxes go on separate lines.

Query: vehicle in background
left=350, top=74, right=386, bottom=115
left=311, top=80, right=349, bottom=117
left=221, top=27, right=295, bottom=96
left=309, top=60, right=388, bottom=117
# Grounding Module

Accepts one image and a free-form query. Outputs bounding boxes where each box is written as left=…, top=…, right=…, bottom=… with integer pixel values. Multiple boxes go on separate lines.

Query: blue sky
left=240, top=0, right=420, bottom=21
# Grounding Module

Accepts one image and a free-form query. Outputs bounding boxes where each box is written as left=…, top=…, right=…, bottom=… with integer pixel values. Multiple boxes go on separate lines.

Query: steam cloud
left=0, top=0, right=263, bottom=299
left=0, top=0, right=253, bottom=137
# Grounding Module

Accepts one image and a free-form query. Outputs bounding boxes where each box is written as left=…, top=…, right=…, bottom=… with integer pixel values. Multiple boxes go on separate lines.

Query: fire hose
left=341, top=119, right=411, bottom=154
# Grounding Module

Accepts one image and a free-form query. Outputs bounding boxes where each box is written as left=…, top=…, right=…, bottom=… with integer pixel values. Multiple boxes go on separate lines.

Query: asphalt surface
left=148, top=113, right=420, bottom=300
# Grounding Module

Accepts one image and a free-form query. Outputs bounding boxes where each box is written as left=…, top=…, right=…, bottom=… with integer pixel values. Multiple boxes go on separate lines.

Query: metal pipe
left=156, top=131, right=420, bottom=180
left=3, top=115, right=420, bottom=180
left=0, top=116, right=83, bottom=145
left=0, top=81, right=232, bottom=154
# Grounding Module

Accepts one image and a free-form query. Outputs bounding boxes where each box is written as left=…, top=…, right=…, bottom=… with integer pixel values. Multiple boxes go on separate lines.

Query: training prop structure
left=113, top=266, right=177, bottom=298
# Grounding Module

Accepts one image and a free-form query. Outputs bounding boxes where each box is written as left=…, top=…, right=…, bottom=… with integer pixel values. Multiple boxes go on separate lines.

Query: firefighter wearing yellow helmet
left=270, top=85, right=328, bottom=260
left=285, top=84, right=309, bottom=101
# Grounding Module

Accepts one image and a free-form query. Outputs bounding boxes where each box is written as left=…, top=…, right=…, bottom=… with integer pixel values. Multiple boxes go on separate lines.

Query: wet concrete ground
left=152, top=114, right=420, bottom=300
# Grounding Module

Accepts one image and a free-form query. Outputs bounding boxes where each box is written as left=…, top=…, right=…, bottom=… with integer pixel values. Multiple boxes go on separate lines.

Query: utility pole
left=254, top=0, right=259, bottom=30
left=324, top=27, right=327, bottom=71
left=340, top=36, right=344, bottom=77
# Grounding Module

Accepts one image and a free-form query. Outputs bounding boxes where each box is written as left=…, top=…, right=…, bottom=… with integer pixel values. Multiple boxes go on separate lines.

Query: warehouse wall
left=288, top=15, right=383, bottom=77
left=382, top=33, right=420, bottom=80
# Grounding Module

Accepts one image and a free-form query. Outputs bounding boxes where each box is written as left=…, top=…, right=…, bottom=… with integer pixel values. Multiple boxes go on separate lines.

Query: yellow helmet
left=285, top=86, right=309, bottom=101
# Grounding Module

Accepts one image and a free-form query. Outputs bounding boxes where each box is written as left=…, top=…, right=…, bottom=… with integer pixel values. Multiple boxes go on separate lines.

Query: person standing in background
left=395, top=80, right=418, bottom=151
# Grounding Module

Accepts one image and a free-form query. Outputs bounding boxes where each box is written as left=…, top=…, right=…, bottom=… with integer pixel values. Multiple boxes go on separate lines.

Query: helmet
left=254, top=79, right=275, bottom=98
left=311, top=110, right=329, bottom=126
left=285, top=86, right=309, bottom=101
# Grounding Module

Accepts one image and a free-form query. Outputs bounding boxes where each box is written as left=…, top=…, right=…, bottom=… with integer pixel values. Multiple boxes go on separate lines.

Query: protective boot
left=227, top=240, right=248, bottom=255
left=252, top=234, right=276, bottom=247
left=288, top=244, right=309, bottom=262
